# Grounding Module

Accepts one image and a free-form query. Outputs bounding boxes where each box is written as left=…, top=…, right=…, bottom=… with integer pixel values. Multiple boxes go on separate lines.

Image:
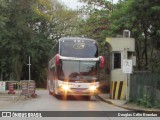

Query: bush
left=136, top=94, right=152, bottom=108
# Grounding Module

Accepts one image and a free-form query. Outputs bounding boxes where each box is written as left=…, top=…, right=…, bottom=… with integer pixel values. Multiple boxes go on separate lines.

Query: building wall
left=106, top=38, right=135, bottom=52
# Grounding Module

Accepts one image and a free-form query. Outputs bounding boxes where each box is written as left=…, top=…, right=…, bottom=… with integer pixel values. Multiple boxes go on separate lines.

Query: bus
left=47, top=37, right=105, bottom=99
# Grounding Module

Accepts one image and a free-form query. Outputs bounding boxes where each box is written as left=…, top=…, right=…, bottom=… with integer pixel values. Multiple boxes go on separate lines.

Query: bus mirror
left=55, top=54, right=60, bottom=66
left=99, top=56, right=105, bottom=69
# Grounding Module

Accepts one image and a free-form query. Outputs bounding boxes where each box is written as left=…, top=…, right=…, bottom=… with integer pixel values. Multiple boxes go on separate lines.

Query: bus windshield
left=60, top=39, right=98, bottom=58
left=58, top=60, right=98, bottom=82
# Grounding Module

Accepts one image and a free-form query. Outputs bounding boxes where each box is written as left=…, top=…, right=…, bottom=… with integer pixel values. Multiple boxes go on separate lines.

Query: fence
left=130, top=71, right=160, bottom=107
left=0, top=80, right=37, bottom=100
left=0, top=81, right=21, bottom=100
left=21, top=80, right=37, bottom=98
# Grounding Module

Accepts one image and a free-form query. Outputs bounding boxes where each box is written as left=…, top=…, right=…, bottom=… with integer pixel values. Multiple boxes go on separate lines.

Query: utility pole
left=111, top=0, right=113, bottom=12
left=27, top=56, right=31, bottom=80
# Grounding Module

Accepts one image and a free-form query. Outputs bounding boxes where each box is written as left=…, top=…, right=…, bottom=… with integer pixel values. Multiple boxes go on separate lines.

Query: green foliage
left=137, top=94, right=152, bottom=108
left=1, top=0, right=160, bottom=87
left=136, top=94, right=160, bottom=108
left=78, top=0, right=160, bottom=72
left=109, top=0, right=160, bottom=72
left=0, top=0, right=78, bottom=87
left=77, top=0, right=113, bottom=40
left=154, top=100, right=160, bottom=108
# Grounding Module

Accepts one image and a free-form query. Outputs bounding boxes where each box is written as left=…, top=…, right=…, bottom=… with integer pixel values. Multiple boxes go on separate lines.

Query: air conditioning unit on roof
left=123, top=30, right=130, bottom=38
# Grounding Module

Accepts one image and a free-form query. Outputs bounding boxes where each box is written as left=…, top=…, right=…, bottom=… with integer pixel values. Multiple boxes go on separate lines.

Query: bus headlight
left=89, top=86, right=96, bottom=91
left=62, top=85, right=70, bottom=91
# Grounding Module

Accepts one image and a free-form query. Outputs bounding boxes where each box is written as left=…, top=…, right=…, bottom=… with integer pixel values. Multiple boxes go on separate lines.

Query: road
left=0, top=90, right=126, bottom=111
left=0, top=90, right=159, bottom=120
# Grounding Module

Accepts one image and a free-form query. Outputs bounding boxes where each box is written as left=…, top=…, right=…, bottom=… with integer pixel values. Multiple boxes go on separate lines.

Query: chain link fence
left=130, top=71, right=160, bottom=107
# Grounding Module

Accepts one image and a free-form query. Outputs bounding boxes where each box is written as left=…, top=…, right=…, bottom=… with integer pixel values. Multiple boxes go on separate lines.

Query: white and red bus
left=47, top=37, right=105, bottom=99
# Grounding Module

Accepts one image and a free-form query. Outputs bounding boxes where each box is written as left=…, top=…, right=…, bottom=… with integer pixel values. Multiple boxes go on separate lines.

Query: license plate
left=75, top=91, right=82, bottom=94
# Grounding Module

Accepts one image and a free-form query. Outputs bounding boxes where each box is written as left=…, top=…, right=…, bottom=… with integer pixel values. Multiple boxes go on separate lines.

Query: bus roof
left=58, top=37, right=97, bottom=42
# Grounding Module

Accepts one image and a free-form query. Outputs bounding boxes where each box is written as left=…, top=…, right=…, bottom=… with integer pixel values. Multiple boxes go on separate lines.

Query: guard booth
left=103, top=33, right=135, bottom=100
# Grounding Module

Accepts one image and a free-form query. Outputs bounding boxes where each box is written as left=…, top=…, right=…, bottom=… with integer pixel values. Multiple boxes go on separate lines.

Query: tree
left=0, top=0, right=10, bottom=80
left=0, top=0, right=79, bottom=87
left=110, top=0, right=160, bottom=71
left=77, top=0, right=113, bottom=40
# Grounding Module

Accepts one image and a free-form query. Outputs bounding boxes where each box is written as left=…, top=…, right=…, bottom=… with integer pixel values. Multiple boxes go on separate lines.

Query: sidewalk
left=97, top=94, right=160, bottom=112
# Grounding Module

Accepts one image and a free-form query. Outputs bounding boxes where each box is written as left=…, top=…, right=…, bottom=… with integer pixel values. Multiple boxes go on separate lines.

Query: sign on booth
left=122, top=59, right=133, bottom=74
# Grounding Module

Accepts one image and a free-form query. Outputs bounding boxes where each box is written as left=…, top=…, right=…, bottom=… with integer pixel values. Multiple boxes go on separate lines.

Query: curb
left=96, top=95, right=113, bottom=105
left=97, top=95, right=160, bottom=112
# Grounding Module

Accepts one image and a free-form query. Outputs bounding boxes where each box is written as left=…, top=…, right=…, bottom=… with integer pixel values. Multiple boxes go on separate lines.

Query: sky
left=60, top=0, right=118, bottom=10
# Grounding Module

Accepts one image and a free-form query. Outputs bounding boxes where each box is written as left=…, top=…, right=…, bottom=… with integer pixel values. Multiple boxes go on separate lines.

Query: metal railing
left=130, top=71, right=160, bottom=107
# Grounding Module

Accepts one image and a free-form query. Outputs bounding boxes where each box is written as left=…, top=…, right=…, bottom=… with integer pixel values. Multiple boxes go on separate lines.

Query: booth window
left=113, top=53, right=121, bottom=69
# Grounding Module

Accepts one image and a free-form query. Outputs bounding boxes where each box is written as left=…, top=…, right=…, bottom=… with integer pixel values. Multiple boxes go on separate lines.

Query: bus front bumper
left=57, top=87, right=98, bottom=96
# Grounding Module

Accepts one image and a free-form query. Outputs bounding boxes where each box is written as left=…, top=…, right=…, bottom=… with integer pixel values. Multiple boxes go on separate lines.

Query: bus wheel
left=55, top=94, right=62, bottom=99
left=49, top=91, right=53, bottom=95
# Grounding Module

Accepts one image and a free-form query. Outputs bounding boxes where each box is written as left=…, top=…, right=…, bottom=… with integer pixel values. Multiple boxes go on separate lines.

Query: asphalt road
left=0, top=90, right=126, bottom=111
left=0, top=90, right=159, bottom=120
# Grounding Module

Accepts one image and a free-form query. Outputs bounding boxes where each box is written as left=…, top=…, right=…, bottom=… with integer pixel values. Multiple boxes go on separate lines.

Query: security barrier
left=0, top=81, right=21, bottom=100
left=21, top=80, right=28, bottom=96
left=21, top=80, right=37, bottom=98
left=8, top=82, right=16, bottom=94
left=0, top=80, right=37, bottom=100
left=28, top=80, right=37, bottom=98
left=110, top=81, right=126, bottom=100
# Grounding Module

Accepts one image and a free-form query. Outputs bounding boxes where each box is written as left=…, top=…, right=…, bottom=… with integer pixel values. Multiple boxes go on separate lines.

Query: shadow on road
left=54, top=95, right=98, bottom=101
